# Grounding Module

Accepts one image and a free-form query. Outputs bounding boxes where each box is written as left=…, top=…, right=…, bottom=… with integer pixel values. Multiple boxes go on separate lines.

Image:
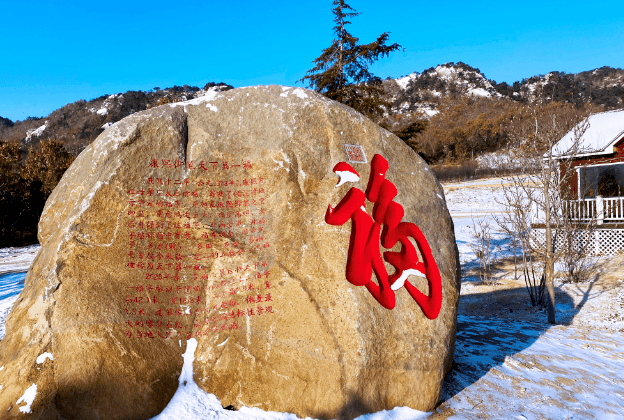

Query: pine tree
left=300, top=0, right=401, bottom=120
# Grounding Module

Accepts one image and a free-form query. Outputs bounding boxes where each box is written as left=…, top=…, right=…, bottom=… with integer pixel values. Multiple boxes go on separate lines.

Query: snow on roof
left=553, top=109, right=624, bottom=157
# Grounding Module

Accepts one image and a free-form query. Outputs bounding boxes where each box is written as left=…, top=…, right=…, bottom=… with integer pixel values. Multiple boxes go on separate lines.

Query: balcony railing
left=531, top=196, right=624, bottom=225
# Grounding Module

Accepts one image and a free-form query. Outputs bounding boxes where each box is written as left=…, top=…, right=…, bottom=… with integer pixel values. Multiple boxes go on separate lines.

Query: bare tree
left=495, top=181, right=546, bottom=307
left=470, top=214, right=493, bottom=284
left=497, top=102, right=590, bottom=323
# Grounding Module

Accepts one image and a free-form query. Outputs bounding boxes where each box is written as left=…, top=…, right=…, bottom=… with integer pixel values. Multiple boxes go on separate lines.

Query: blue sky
left=1, top=0, right=623, bottom=122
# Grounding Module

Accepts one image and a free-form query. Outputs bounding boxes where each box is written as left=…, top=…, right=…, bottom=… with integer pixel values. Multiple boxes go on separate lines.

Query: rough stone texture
left=0, top=86, right=460, bottom=419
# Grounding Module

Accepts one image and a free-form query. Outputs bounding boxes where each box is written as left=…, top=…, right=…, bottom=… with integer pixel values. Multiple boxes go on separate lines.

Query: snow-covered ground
left=0, top=245, right=40, bottom=340
left=2, top=178, right=623, bottom=418
left=443, top=177, right=514, bottom=271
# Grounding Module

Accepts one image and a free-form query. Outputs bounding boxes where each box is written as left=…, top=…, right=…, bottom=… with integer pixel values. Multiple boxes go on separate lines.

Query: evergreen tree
left=300, top=0, right=401, bottom=120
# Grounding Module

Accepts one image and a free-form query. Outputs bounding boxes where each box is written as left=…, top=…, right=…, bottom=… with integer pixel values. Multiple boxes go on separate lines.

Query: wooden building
left=533, top=109, right=624, bottom=255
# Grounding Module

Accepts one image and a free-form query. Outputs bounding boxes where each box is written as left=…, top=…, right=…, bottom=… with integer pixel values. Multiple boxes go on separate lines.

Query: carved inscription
left=122, top=158, right=275, bottom=339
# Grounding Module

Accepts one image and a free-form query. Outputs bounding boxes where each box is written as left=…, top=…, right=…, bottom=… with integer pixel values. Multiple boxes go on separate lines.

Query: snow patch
left=280, top=87, right=309, bottom=99
left=25, top=122, right=47, bottom=141
left=36, top=352, right=53, bottom=364
left=468, top=87, right=491, bottom=97
left=292, top=88, right=308, bottom=99
left=16, top=384, right=37, bottom=414
left=169, top=89, right=222, bottom=108
left=422, top=108, right=439, bottom=117
left=354, top=406, right=431, bottom=420
left=395, top=72, right=418, bottom=90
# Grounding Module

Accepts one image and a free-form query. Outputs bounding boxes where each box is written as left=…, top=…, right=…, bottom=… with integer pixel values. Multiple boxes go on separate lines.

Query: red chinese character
left=325, top=154, right=442, bottom=319
left=148, top=159, right=159, bottom=168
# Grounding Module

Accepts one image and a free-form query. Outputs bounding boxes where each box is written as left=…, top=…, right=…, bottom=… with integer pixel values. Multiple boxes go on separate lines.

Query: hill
left=0, top=82, right=233, bottom=154
left=381, top=63, right=623, bottom=167
left=386, top=62, right=624, bottom=117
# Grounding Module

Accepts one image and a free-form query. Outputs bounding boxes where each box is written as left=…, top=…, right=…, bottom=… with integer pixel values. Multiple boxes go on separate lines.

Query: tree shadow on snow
left=0, top=271, right=27, bottom=302
left=459, top=236, right=522, bottom=282
left=439, top=277, right=604, bottom=405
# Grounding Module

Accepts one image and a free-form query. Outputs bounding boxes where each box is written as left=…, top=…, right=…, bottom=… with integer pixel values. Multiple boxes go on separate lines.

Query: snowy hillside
left=394, top=63, right=499, bottom=98
left=0, top=83, right=234, bottom=154
left=497, top=67, right=624, bottom=107
left=1, top=178, right=624, bottom=418
left=386, top=63, right=624, bottom=119
left=388, top=62, right=501, bottom=117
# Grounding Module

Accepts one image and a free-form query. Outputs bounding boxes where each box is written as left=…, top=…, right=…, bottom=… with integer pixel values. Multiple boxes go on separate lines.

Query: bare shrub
left=470, top=215, right=494, bottom=285
left=495, top=184, right=546, bottom=306
left=432, top=160, right=528, bottom=183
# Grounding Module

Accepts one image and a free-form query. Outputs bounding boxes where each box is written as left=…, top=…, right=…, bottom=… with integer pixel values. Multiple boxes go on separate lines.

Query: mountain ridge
left=0, top=82, right=234, bottom=154
left=1, top=64, right=623, bottom=156
left=386, top=62, right=624, bottom=117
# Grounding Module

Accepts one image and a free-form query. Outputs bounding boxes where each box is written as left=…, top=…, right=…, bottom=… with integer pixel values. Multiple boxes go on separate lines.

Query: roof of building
left=552, top=108, right=624, bottom=158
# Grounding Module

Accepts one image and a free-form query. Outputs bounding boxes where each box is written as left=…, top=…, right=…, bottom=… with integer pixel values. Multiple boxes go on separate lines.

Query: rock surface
left=0, top=86, right=460, bottom=419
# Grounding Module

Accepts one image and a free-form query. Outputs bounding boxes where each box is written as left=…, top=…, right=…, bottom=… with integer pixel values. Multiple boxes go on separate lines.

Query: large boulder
left=0, top=86, right=460, bottom=419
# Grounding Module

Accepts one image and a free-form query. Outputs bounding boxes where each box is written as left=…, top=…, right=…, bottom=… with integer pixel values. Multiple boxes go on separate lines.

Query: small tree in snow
left=470, top=215, right=493, bottom=284
left=498, top=102, right=590, bottom=323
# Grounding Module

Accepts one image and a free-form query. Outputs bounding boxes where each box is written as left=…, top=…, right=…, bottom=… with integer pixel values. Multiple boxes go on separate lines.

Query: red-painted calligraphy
left=325, top=154, right=443, bottom=319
